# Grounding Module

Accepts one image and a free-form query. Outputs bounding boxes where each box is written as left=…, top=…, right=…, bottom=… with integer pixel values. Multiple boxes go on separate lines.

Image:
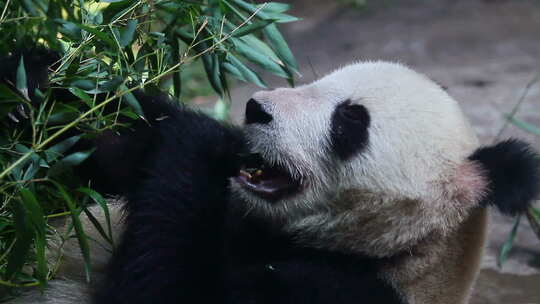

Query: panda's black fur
left=469, top=139, right=540, bottom=216
left=3, top=50, right=540, bottom=304
left=2, top=50, right=404, bottom=304
left=329, top=100, right=371, bottom=161
left=87, top=95, right=404, bottom=304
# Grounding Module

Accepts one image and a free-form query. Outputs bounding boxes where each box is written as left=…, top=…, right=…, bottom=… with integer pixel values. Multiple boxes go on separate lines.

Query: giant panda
left=4, top=52, right=540, bottom=304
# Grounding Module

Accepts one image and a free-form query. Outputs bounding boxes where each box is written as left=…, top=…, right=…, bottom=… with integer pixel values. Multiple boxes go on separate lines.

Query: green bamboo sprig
left=0, top=3, right=267, bottom=181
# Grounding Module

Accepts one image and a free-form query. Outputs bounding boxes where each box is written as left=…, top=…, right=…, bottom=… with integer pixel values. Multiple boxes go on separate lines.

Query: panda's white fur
left=11, top=60, right=534, bottom=304
left=231, top=61, right=489, bottom=303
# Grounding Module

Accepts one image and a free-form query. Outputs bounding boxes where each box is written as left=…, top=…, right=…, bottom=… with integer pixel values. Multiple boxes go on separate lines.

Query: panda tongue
left=237, top=167, right=299, bottom=201
left=255, top=173, right=291, bottom=189
left=236, top=153, right=301, bottom=200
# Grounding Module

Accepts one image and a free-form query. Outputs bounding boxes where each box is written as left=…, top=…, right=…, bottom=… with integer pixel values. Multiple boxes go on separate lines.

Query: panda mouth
left=235, top=153, right=302, bottom=201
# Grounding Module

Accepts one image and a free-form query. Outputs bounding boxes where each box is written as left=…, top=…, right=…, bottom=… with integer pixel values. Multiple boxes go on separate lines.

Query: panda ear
left=468, top=139, right=540, bottom=216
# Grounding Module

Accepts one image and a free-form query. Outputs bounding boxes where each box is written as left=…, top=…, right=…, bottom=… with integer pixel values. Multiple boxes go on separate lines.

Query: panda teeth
left=238, top=153, right=268, bottom=183
left=251, top=169, right=264, bottom=183
left=240, top=168, right=266, bottom=184
left=240, top=170, right=253, bottom=180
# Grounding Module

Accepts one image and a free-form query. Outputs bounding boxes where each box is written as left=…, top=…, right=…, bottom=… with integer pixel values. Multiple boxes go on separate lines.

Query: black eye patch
left=329, top=100, right=370, bottom=160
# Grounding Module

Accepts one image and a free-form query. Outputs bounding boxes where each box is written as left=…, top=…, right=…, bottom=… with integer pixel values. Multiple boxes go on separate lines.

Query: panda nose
left=245, top=99, right=273, bottom=124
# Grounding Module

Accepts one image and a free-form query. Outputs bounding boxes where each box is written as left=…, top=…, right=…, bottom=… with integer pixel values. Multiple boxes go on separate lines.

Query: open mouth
left=235, top=153, right=302, bottom=202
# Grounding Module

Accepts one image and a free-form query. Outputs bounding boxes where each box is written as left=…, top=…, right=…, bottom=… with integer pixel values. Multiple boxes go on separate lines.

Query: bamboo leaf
left=19, top=189, right=45, bottom=236
left=530, top=207, right=540, bottom=222
left=19, top=189, right=47, bottom=285
left=77, top=24, right=117, bottom=48
left=222, top=62, right=246, bottom=82
left=55, top=19, right=82, bottom=41
left=48, top=149, right=95, bottom=177
left=226, top=54, right=267, bottom=88
left=100, top=76, right=124, bottom=92
left=68, top=88, right=92, bottom=103
left=91, top=11, right=104, bottom=25
left=22, top=161, right=39, bottom=181
left=120, top=19, right=138, bottom=48
left=231, top=0, right=299, bottom=23
left=232, top=19, right=274, bottom=37
left=16, top=56, right=29, bottom=100
left=232, top=38, right=288, bottom=78
left=213, top=98, right=230, bottom=121
left=505, top=115, right=540, bottom=136
left=134, top=45, right=149, bottom=73
left=5, top=201, right=33, bottom=280
left=263, top=23, right=299, bottom=72
left=264, top=12, right=301, bottom=23
left=47, top=111, right=80, bottom=125
left=33, top=235, right=47, bottom=286
left=77, top=187, right=114, bottom=247
left=50, top=181, right=92, bottom=282
left=260, top=2, right=290, bottom=13
left=230, top=0, right=272, bottom=19
left=71, top=79, right=96, bottom=91
left=240, top=34, right=281, bottom=63
left=57, top=149, right=95, bottom=166
left=175, top=28, right=194, bottom=43
left=105, top=0, right=139, bottom=23
left=526, top=208, right=540, bottom=241
left=21, top=0, right=41, bottom=16
left=119, top=84, right=144, bottom=118
left=498, top=215, right=521, bottom=268
left=45, top=135, right=82, bottom=163
left=83, top=207, right=114, bottom=245
left=171, top=37, right=182, bottom=100
left=65, top=57, right=81, bottom=78
left=201, top=53, right=224, bottom=96
left=11, top=145, right=36, bottom=180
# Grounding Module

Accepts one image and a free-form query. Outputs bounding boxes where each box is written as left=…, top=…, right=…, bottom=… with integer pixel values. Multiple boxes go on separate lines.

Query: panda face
left=232, top=62, right=486, bottom=255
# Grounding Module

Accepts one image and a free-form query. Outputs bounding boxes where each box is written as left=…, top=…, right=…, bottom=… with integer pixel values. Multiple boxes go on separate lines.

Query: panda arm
left=91, top=99, right=245, bottom=304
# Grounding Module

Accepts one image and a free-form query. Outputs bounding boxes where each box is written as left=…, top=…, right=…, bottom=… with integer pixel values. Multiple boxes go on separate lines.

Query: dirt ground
left=227, top=0, right=540, bottom=303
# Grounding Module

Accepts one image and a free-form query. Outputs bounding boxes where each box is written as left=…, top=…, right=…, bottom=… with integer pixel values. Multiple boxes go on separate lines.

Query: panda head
left=231, top=62, right=540, bottom=257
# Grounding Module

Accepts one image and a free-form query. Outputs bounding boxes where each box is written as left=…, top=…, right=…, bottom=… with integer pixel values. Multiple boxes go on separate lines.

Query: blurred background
left=224, top=1, right=540, bottom=303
